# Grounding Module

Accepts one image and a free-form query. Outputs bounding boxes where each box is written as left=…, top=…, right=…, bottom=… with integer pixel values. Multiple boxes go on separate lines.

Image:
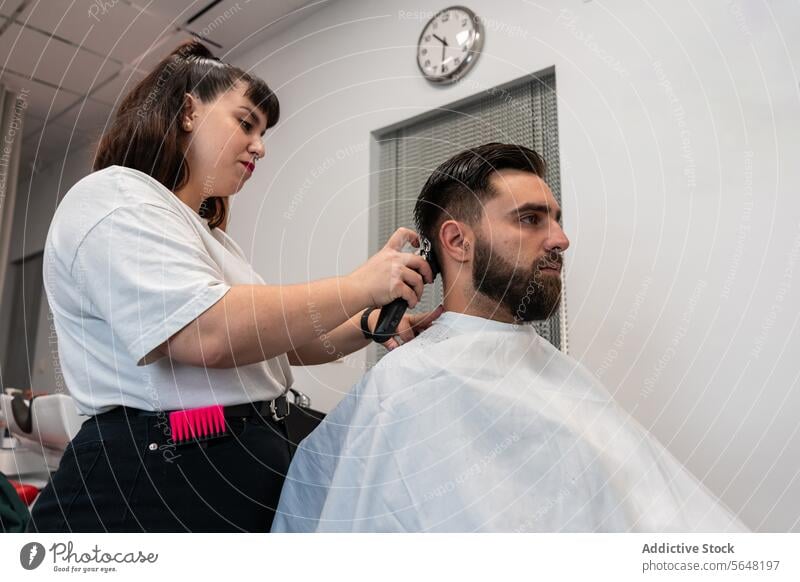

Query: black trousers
left=26, top=406, right=292, bottom=532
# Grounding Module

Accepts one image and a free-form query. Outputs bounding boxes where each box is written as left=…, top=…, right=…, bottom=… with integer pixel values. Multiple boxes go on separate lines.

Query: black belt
left=225, top=396, right=290, bottom=422
left=104, top=394, right=290, bottom=423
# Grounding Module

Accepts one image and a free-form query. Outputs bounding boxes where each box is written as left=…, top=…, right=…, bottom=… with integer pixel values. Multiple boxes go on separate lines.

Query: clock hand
left=432, top=33, right=449, bottom=67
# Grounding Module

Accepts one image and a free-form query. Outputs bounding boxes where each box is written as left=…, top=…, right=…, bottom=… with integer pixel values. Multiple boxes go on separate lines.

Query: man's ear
left=439, top=220, right=474, bottom=265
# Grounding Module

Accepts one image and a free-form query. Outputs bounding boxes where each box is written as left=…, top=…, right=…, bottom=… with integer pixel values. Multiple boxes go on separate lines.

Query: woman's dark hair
left=414, top=142, right=546, bottom=252
left=93, top=39, right=279, bottom=229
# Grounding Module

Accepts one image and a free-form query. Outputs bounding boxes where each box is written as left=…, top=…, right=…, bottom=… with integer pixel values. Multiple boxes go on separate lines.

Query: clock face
left=417, top=6, right=483, bottom=84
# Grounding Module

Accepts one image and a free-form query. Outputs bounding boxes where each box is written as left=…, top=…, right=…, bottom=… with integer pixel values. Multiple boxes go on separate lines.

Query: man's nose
left=545, top=220, right=570, bottom=253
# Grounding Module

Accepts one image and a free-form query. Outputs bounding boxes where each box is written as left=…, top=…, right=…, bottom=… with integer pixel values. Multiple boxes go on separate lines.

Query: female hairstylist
left=28, top=40, right=441, bottom=533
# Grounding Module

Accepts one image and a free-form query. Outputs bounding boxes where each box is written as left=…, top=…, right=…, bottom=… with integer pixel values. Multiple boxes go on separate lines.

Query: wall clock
left=417, top=6, right=484, bottom=84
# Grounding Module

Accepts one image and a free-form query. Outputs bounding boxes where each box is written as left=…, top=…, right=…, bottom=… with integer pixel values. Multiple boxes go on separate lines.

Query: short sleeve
left=73, top=203, right=231, bottom=366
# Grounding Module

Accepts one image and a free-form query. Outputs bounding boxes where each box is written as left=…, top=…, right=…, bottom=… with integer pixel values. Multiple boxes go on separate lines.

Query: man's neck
left=442, top=281, right=517, bottom=323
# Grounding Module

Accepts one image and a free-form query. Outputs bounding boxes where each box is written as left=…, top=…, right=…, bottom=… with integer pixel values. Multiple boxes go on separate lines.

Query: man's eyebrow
left=510, top=202, right=562, bottom=222
left=236, top=105, right=267, bottom=136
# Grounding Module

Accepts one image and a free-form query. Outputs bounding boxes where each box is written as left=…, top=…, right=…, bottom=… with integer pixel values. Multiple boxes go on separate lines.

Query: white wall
left=20, top=144, right=95, bottom=396
left=226, top=0, right=800, bottom=531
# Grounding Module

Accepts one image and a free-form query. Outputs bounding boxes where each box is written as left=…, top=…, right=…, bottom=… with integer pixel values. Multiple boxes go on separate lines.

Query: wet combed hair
left=93, top=39, right=280, bottom=229
left=413, top=142, right=546, bottom=254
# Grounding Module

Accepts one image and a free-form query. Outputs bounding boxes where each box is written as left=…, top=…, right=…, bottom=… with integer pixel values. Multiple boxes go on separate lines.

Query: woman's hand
left=369, top=304, right=444, bottom=351
left=347, top=228, right=435, bottom=308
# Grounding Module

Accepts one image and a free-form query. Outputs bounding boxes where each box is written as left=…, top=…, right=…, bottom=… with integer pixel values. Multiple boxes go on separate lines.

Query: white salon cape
left=272, top=312, right=745, bottom=532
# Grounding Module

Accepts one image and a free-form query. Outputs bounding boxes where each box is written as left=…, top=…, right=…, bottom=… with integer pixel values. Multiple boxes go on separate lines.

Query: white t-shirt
left=43, top=165, right=293, bottom=416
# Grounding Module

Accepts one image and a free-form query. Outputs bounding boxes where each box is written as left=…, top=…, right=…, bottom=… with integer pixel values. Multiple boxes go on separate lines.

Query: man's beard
left=471, top=238, right=562, bottom=322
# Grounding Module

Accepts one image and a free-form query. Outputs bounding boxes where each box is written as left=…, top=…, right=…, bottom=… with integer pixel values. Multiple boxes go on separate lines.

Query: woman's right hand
left=347, top=228, right=435, bottom=308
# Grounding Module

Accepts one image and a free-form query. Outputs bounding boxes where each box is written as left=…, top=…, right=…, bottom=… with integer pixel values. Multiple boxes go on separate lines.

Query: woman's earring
left=183, top=121, right=192, bottom=131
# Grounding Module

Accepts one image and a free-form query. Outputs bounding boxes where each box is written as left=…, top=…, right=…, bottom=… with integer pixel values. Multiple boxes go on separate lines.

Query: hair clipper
left=372, top=236, right=440, bottom=342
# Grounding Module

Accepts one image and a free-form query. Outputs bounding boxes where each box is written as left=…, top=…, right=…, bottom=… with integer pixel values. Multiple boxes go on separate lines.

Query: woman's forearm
left=204, top=278, right=371, bottom=368
left=287, top=310, right=378, bottom=365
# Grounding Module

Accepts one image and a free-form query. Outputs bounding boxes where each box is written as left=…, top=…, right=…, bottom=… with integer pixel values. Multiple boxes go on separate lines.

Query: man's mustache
left=536, top=250, right=563, bottom=271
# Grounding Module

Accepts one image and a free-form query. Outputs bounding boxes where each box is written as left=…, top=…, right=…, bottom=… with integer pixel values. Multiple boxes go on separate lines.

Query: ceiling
left=0, top=0, right=324, bottom=176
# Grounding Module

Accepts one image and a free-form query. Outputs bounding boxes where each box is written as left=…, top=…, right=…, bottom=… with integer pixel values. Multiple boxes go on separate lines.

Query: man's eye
left=521, top=214, right=541, bottom=225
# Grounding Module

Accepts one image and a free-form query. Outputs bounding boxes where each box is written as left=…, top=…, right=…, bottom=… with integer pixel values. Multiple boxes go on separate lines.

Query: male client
left=272, top=143, right=745, bottom=533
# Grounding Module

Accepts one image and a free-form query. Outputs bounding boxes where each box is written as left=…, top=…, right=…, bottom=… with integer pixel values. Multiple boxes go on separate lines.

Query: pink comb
left=169, top=405, right=227, bottom=444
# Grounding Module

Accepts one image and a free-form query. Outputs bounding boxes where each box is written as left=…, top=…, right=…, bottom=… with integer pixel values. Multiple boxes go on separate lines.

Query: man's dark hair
left=413, top=142, right=546, bottom=257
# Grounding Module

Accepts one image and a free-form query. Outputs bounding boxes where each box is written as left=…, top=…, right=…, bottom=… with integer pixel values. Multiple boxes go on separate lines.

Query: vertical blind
left=374, top=70, right=567, bottom=360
